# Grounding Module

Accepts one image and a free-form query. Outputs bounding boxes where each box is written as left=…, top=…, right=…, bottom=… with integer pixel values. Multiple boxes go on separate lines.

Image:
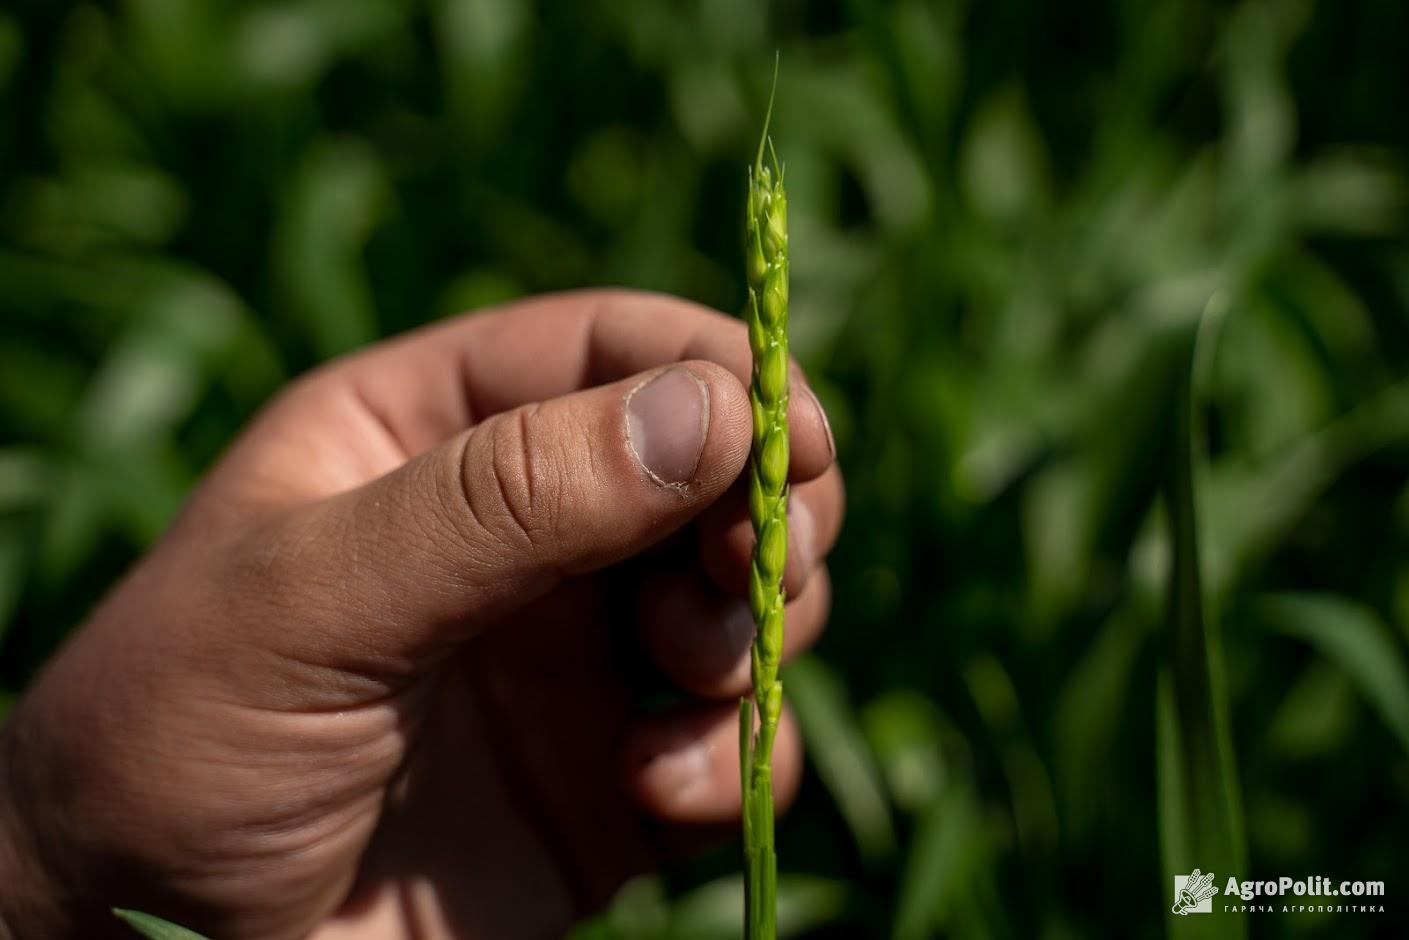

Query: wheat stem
left=741, top=54, right=787, bottom=940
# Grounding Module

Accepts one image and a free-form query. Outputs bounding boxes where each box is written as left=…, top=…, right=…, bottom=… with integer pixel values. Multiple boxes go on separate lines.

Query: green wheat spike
left=740, top=53, right=788, bottom=940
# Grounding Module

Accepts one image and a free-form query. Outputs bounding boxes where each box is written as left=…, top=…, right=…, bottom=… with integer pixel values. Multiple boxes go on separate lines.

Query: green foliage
left=2, top=1, right=1406, bottom=937
left=112, top=909, right=211, bottom=940
left=1157, top=320, right=1245, bottom=940
left=1256, top=593, right=1409, bottom=753
left=566, top=873, right=852, bottom=940
left=785, top=656, right=895, bottom=865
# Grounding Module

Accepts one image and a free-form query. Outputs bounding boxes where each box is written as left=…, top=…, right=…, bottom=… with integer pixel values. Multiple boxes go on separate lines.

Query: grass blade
left=1052, top=605, right=1149, bottom=835
left=112, top=909, right=211, bottom=940
left=891, top=785, right=992, bottom=940
left=784, top=655, right=897, bottom=864
left=1156, top=329, right=1246, bottom=939
left=1255, top=593, right=1409, bottom=753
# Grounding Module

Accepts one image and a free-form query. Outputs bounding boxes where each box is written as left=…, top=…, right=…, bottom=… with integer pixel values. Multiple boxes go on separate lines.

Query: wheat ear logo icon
left=1172, top=869, right=1218, bottom=914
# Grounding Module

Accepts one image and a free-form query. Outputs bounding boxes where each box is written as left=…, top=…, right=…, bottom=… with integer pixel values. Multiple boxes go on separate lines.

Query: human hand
left=0, top=291, right=842, bottom=939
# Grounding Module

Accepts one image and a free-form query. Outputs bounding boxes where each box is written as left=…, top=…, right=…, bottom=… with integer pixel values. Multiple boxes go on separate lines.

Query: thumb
left=261, top=362, right=752, bottom=671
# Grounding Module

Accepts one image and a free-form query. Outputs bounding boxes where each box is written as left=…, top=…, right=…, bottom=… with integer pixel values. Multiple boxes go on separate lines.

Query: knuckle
left=457, top=405, right=561, bottom=553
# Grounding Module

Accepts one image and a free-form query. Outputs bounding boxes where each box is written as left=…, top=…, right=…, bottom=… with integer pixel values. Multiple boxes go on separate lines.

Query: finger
left=622, top=701, right=803, bottom=824
left=244, top=362, right=751, bottom=673
left=638, top=567, right=830, bottom=699
left=233, top=291, right=834, bottom=502
left=698, top=464, right=845, bottom=601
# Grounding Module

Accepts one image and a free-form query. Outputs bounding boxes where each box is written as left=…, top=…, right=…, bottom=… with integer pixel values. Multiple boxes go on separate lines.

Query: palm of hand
left=310, top=588, right=668, bottom=940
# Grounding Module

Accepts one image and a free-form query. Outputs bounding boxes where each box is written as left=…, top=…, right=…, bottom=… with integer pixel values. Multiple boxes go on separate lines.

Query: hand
left=0, top=291, right=842, bottom=939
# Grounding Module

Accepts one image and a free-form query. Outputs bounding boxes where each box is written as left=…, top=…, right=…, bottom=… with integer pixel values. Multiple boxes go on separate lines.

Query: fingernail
left=723, top=600, right=760, bottom=687
left=722, top=599, right=758, bottom=655
left=802, top=385, right=835, bottom=459
left=642, top=735, right=713, bottom=805
left=789, top=494, right=816, bottom=573
left=627, top=368, right=709, bottom=487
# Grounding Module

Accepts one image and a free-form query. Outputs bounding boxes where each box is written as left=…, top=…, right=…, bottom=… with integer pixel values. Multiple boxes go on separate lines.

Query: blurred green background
left=2, top=0, right=1408, bottom=937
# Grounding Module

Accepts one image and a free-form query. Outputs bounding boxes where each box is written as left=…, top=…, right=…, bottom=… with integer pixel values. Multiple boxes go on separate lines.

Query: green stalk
left=741, top=58, right=788, bottom=940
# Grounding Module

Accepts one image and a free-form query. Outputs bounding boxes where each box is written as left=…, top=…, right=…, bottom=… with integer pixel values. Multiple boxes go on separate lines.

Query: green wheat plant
left=739, top=60, right=789, bottom=940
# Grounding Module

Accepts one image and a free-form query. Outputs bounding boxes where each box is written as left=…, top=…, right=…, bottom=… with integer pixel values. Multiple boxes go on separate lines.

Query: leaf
left=566, top=875, right=853, bottom=940
left=78, top=264, right=248, bottom=452
left=0, top=519, right=31, bottom=649
left=1292, top=149, right=1409, bottom=237
left=1204, top=381, right=1409, bottom=600
left=783, top=655, right=896, bottom=864
left=1255, top=593, right=1409, bottom=753
left=0, top=448, right=50, bottom=511
left=1024, top=301, right=1203, bottom=628
left=963, top=656, right=1058, bottom=856
left=273, top=138, right=387, bottom=358
left=1156, top=327, right=1246, bottom=940
left=563, top=875, right=668, bottom=940
left=33, top=464, right=106, bottom=596
left=1052, top=605, right=1150, bottom=834
left=958, top=85, right=1050, bottom=224
left=1263, top=661, right=1357, bottom=761
left=112, top=909, right=211, bottom=940
left=892, top=786, right=994, bottom=940
left=860, top=689, right=949, bottom=814
left=234, top=0, right=406, bottom=93
left=436, top=0, right=532, bottom=132
left=0, top=14, right=20, bottom=91
left=666, top=875, right=852, bottom=940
